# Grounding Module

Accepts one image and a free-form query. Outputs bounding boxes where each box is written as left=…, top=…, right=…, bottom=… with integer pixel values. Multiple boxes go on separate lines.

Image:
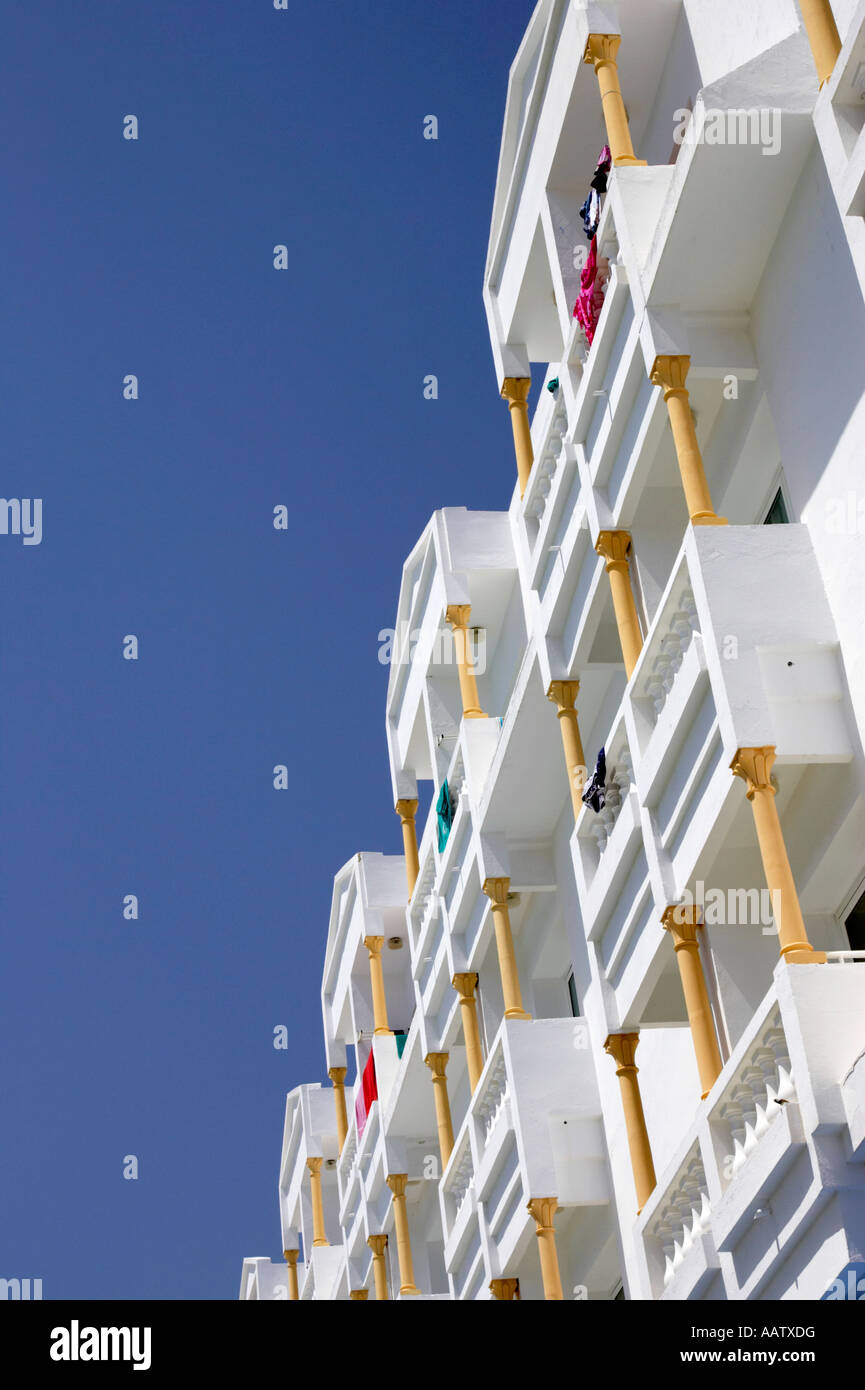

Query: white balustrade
left=716, top=1015, right=796, bottom=1183
left=648, top=1146, right=713, bottom=1289
left=645, top=589, right=700, bottom=716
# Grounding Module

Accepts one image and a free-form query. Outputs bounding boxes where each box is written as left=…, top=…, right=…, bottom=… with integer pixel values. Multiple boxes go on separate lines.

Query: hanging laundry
left=579, top=187, right=601, bottom=240
left=590, top=145, right=612, bottom=194
left=582, top=747, right=607, bottom=813
left=436, top=779, right=455, bottom=852
left=355, top=1047, right=378, bottom=1137
left=572, top=237, right=611, bottom=347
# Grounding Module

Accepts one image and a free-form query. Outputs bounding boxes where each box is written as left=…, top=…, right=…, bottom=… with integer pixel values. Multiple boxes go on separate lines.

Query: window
left=567, top=970, right=580, bottom=1018
left=763, top=487, right=790, bottom=525
left=845, top=886, right=865, bottom=952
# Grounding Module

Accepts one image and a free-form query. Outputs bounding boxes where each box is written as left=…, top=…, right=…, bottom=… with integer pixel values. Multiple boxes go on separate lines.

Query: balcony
left=629, top=523, right=851, bottom=893
left=635, top=956, right=865, bottom=1300
left=440, top=1017, right=608, bottom=1297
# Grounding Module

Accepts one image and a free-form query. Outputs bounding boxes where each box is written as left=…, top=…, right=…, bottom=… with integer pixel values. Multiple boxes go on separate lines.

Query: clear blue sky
left=0, top=0, right=535, bottom=1298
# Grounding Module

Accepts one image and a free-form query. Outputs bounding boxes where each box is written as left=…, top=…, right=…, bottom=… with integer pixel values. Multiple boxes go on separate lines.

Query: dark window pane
left=567, top=971, right=580, bottom=1018
left=845, top=889, right=865, bottom=951
left=764, top=488, right=789, bottom=525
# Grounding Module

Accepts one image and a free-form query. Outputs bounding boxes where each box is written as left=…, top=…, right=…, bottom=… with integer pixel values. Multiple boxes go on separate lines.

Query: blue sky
left=0, top=0, right=535, bottom=1298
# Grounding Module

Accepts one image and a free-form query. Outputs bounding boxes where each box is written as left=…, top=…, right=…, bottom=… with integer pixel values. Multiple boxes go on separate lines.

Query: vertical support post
left=730, top=747, right=826, bottom=963
left=452, top=973, right=484, bottom=1093
left=661, top=906, right=723, bottom=1099
left=364, top=935, right=392, bottom=1035
left=526, top=1198, right=564, bottom=1300
left=604, top=1033, right=657, bottom=1211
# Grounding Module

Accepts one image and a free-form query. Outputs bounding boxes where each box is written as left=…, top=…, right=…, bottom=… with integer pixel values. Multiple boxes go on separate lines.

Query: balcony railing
left=643, top=1140, right=713, bottom=1293
left=711, top=1007, right=796, bottom=1190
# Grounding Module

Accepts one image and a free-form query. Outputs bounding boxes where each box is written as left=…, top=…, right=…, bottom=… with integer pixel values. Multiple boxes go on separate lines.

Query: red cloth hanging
left=573, top=236, right=610, bottom=347
left=354, top=1047, right=378, bottom=1137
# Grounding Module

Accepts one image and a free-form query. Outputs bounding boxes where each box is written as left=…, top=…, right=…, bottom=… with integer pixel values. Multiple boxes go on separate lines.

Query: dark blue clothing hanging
left=582, top=748, right=607, bottom=813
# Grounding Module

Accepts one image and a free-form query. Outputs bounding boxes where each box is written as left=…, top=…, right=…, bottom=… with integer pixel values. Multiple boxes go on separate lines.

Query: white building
left=241, top=0, right=865, bottom=1301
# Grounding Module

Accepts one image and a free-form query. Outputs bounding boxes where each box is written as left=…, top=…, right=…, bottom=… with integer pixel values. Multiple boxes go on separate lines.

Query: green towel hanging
left=436, top=779, right=455, bottom=852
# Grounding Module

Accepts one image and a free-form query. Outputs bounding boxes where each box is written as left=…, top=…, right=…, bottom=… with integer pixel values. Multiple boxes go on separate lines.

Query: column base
left=399, top=1285, right=420, bottom=1297
left=613, top=156, right=647, bottom=167
left=691, top=512, right=728, bottom=526
left=782, top=946, right=827, bottom=964
left=463, top=709, right=488, bottom=719
left=504, top=1007, right=532, bottom=1021
left=374, top=1027, right=394, bottom=1036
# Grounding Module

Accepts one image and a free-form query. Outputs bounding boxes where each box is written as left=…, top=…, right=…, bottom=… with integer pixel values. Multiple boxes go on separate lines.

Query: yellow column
left=547, top=679, right=587, bottom=820
left=595, top=531, right=643, bottom=678
left=500, top=378, right=534, bottom=496
left=367, top=1234, right=389, bottom=1301
left=307, top=1157, right=329, bottom=1247
left=798, top=0, right=841, bottom=86
left=604, top=1033, right=657, bottom=1211
left=730, top=747, right=827, bottom=964
left=650, top=356, right=727, bottom=526
left=452, top=973, right=484, bottom=1094
left=283, top=1249, right=300, bottom=1302
left=328, top=1067, right=348, bottom=1153
left=583, top=34, right=647, bottom=168
left=489, top=1278, right=520, bottom=1300
left=424, top=1053, right=455, bottom=1168
left=386, top=1175, right=420, bottom=1296
left=661, top=906, right=723, bottom=1099
left=364, top=935, right=392, bottom=1036
left=395, top=799, right=420, bottom=899
left=349, top=1289, right=369, bottom=1300
left=526, top=1198, right=564, bottom=1300
left=445, top=604, right=486, bottom=719
left=483, top=877, right=531, bottom=1020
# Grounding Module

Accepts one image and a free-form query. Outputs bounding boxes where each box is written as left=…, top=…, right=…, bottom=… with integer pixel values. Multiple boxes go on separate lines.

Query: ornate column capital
left=482, top=875, right=511, bottom=907
left=445, top=603, right=471, bottom=632
left=546, top=679, right=580, bottom=714
left=500, top=376, right=531, bottom=408
left=364, top=934, right=384, bottom=960
left=650, top=353, right=691, bottom=397
left=367, top=1234, right=388, bottom=1256
left=328, top=1066, right=347, bottom=1087
left=583, top=31, right=622, bottom=67
left=283, top=1248, right=299, bottom=1267
left=349, top=1289, right=369, bottom=1300
left=489, top=1277, right=520, bottom=1300
left=604, top=1031, right=640, bottom=1074
left=424, top=1052, right=449, bottom=1079
left=730, top=746, right=777, bottom=800
left=595, top=529, right=632, bottom=569
left=306, top=1155, right=323, bottom=1177
left=527, top=1196, right=559, bottom=1232
left=386, top=1173, right=408, bottom=1199
left=452, top=971, right=478, bottom=1000
left=661, top=904, right=702, bottom=951
left=394, top=798, right=418, bottom=823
